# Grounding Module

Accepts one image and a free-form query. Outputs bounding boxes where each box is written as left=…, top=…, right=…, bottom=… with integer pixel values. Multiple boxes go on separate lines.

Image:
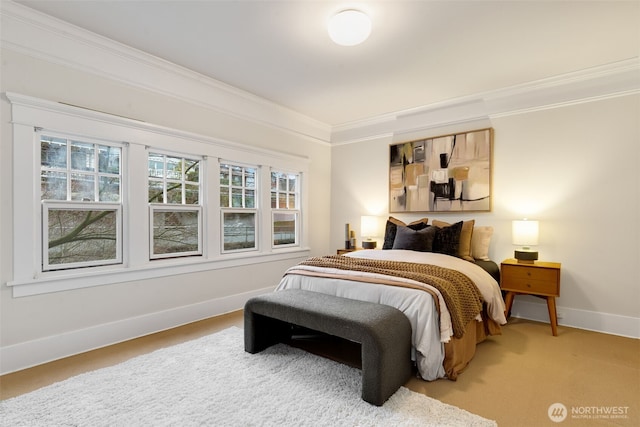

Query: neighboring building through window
left=40, top=134, right=123, bottom=271
left=148, top=152, right=202, bottom=259
left=220, top=163, right=257, bottom=252
left=271, top=171, right=300, bottom=247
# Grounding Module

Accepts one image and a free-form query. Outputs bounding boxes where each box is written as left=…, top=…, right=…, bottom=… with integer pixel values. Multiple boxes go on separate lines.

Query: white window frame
left=43, top=201, right=123, bottom=271
left=271, top=211, right=299, bottom=248
left=270, top=170, right=301, bottom=249
left=220, top=162, right=259, bottom=254
left=147, top=151, right=203, bottom=260
left=7, top=92, right=310, bottom=297
left=40, top=134, right=123, bottom=203
left=220, top=209, right=258, bottom=253
left=149, top=205, right=203, bottom=259
left=38, top=130, right=126, bottom=272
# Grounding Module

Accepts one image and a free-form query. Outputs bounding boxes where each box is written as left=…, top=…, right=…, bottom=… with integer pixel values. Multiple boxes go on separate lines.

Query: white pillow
left=471, top=226, right=493, bottom=261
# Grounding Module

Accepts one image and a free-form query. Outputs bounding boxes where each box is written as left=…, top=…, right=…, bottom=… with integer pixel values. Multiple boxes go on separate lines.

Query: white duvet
left=275, top=249, right=506, bottom=380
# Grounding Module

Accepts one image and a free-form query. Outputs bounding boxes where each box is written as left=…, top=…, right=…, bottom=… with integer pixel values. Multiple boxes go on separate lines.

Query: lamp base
left=362, top=241, right=377, bottom=249
left=515, top=250, right=538, bottom=264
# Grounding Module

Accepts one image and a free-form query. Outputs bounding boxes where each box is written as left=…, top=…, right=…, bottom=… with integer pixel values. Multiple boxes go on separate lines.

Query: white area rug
left=1, top=327, right=496, bottom=426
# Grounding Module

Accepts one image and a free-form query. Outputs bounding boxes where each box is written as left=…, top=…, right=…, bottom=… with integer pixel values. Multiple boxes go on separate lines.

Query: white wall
left=1, top=3, right=637, bottom=375
left=331, top=95, right=640, bottom=337
left=0, top=48, right=332, bottom=373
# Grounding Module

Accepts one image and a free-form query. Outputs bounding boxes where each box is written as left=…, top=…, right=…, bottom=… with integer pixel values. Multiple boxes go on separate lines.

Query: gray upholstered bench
left=244, top=289, right=412, bottom=406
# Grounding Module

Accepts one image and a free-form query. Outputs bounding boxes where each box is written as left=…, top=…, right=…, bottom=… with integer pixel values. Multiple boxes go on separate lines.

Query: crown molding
left=2, top=1, right=638, bottom=147
left=0, top=1, right=332, bottom=144
left=332, top=57, right=640, bottom=144
left=5, top=91, right=311, bottom=165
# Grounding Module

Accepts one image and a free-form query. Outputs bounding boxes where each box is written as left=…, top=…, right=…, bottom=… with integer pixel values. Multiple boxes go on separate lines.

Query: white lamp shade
left=361, top=215, right=380, bottom=238
left=328, top=10, right=372, bottom=46
left=512, top=220, right=539, bottom=246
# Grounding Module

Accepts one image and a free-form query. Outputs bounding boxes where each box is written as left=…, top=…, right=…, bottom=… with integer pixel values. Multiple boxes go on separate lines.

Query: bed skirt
left=443, top=306, right=502, bottom=380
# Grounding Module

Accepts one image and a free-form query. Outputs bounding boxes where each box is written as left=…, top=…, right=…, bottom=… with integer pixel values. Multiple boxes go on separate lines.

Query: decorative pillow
left=382, top=216, right=429, bottom=249
left=471, top=226, right=494, bottom=261
left=432, top=219, right=475, bottom=261
left=392, top=225, right=437, bottom=252
left=432, top=220, right=463, bottom=257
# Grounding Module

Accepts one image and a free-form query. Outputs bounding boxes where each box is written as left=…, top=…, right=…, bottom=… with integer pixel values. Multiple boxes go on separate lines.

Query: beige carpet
left=2, top=312, right=638, bottom=426
left=409, top=317, right=639, bottom=426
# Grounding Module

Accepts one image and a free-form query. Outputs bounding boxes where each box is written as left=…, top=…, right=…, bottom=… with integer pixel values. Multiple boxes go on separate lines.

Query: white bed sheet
left=275, top=249, right=506, bottom=381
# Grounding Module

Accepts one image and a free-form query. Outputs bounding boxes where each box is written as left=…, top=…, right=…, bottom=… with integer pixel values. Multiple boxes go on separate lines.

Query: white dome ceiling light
left=327, top=9, right=372, bottom=46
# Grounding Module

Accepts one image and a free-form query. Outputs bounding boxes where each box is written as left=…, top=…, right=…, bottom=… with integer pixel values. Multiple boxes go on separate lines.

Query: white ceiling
left=15, top=0, right=640, bottom=126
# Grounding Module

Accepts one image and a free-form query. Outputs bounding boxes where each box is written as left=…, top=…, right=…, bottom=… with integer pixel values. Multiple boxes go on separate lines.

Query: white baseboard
left=3, top=292, right=637, bottom=375
left=511, top=300, right=640, bottom=339
left=0, top=287, right=274, bottom=375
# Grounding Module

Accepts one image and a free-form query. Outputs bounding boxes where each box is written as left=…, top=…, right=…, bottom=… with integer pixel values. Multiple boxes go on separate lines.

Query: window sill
left=7, top=247, right=311, bottom=297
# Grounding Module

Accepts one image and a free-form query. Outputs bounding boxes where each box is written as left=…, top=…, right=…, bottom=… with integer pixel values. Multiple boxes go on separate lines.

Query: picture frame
left=389, top=128, right=493, bottom=212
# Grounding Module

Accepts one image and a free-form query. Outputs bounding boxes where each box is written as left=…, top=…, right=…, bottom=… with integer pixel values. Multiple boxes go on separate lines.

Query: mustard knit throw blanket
left=297, top=255, right=484, bottom=338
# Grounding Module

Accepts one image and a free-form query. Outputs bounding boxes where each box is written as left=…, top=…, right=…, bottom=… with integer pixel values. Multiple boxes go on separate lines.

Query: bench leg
left=244, top=311, right=292, bottom=353
left=361, top=337, right=412, bottom=406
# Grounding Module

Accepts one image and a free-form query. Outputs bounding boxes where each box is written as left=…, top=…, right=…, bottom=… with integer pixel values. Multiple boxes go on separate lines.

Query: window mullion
left=93, top=144, right=98, bottom=202
left=163, top=155, right=167, bottom=204
left=181, top=158, right=186, bottom=205
left=66, top=138, right=71, bottom=201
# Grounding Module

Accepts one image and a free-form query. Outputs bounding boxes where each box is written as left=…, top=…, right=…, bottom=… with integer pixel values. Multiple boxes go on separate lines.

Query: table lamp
left=512, top=219, right=539, bottom=263
left=361, top=216, right=380, bottom=249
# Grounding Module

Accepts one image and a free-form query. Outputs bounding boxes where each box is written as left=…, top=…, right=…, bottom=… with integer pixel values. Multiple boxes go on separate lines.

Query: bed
left=274, top=218, right=507, bottom=381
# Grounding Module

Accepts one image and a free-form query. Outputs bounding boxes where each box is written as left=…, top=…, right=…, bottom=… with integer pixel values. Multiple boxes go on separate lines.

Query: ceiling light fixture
left=328, top=9, right=372, bottom=46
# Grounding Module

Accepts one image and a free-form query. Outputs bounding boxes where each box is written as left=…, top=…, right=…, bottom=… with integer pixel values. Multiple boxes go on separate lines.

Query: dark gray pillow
left=392, top=225, right=437, bottom=252
left=382, top=217, right=429, bottom=249
left=432, top=221, right=463, bottom=256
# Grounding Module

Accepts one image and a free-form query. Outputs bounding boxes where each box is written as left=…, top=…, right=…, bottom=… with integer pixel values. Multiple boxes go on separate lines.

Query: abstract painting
left=389, top=128, right=492, bottom=212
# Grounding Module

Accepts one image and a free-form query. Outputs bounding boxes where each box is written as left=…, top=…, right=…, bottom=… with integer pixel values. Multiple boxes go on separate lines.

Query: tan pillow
left=389, top=217, right=429, bottom=227
left=471, top=226, right=494, bottom=261
left=432, top=219, right=475, bottom=261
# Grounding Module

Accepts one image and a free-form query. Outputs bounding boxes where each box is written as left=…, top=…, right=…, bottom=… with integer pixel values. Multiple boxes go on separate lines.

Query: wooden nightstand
left=337, top=248, right=361, bottom=255
left=501, top=259, right=562, bottom=336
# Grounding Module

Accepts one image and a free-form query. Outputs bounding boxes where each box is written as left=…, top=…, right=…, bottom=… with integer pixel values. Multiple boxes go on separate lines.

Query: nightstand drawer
left=501, top=276, right=559, bottom=295
left=502, top=266, right=558, bottom=283
left=501, top=258, right=562, bottom=336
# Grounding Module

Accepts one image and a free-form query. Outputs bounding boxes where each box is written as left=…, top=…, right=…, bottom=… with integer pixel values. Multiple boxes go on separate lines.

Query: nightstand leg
left=547, top=296, right=558, bottom=336
left=504, top=292, right=515, bottom=318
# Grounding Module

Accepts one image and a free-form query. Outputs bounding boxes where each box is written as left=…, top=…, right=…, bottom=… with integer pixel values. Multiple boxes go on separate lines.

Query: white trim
left=7, top=249, right=309, bottom=297
left=331, top=58, right=640, bottom=144
left=0, top=286, right=275, bottom=375
left=3, top=2, right=637, bottom=147
left=6, top=92, right=310, bottom=166
left=7, top=92, right=310, bottom=297
left=511, top=299, right=640, bottom=339
left=0, top=1, right=331, bottom=144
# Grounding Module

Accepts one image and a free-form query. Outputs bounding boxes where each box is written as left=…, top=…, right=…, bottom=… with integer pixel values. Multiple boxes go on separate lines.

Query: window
left=220, top=163, right=257, bottom=252
left=9, top=93, right=310, bottom=297
left=148, top=152, right=202, bottom=259
left=271, top=171, right=300, bottom=247
left=40, top=134, right=123, bottom=271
